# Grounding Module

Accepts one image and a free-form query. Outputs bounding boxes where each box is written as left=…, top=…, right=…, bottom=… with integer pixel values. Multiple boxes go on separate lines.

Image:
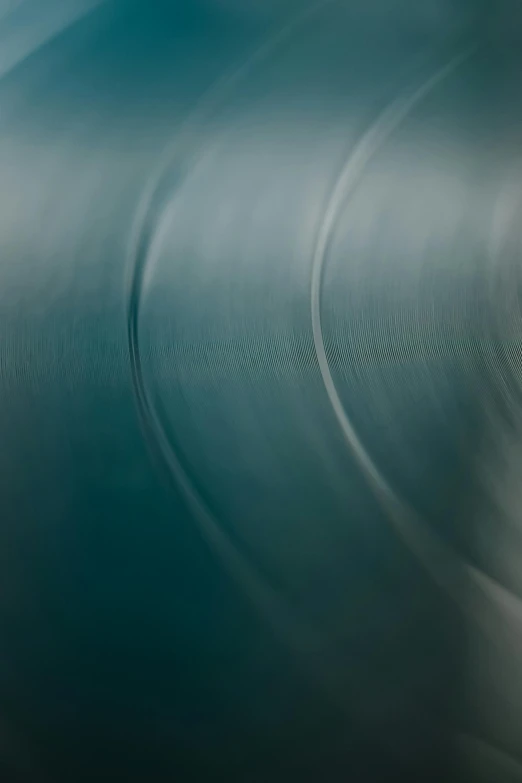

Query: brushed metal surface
left=1, top=1, right=522, bottom=780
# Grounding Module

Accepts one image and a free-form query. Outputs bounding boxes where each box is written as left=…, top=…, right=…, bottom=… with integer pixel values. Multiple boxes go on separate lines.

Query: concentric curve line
left=310, top=43, right=522, bottom=647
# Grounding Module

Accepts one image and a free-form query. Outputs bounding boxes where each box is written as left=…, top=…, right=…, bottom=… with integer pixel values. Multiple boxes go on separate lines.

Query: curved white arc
left=126, top=0, right=344, bottom=634
left=310, top=44, right=522, bottom=644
